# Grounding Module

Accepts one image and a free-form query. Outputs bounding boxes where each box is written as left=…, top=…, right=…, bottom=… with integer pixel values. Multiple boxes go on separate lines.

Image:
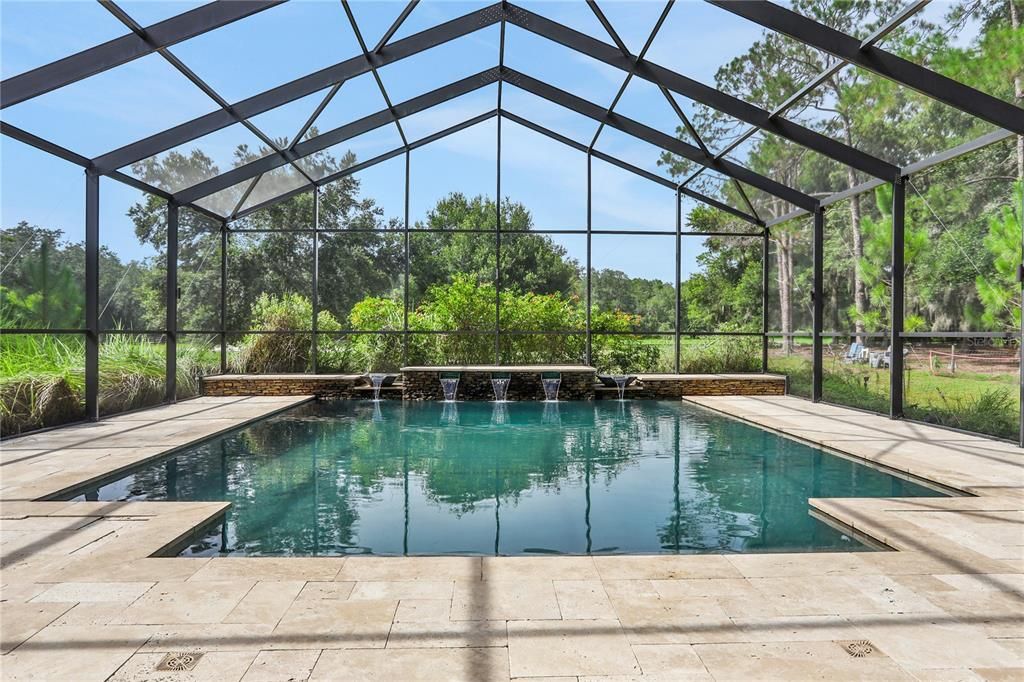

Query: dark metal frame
left=2, top=0, right=1021, bottom=446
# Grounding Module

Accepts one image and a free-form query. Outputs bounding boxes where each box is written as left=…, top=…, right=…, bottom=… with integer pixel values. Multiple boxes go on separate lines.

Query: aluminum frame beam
left=374, top=0, right=420, bottom=53
left=811, top=204, right=824, bottom=401
left=165, top=202, right=179, bottom=402
left=710, top=0, right=1024, bottom=136
left=890, top=177, right=906, bottom=418
left=226, top=85, right=773, bottom=226
left=183, top=64, right=805, bottom=215
left=586, top=0, right=761, bottom=221
left=504, top=2, right=900, bottom=181
left=85, top=171, right=100, bottom=421
left=341, top=0, right=411, bottom=149
left=0, top=1, right=283, bottom=109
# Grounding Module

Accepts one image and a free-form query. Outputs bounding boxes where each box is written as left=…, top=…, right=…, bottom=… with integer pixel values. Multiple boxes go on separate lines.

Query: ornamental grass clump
left=0, top=334, right=84, bottom=434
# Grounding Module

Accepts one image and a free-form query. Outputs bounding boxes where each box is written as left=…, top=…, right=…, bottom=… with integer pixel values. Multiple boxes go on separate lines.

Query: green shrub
left=498, top=290, right=585, bottom=364
left=413, top=275, right=496, bottom=364
left=348, top=297, right=403, bottom=372
left=233, top=293, right=342, bottom=373
left=590, top=311, right=664, bottom=373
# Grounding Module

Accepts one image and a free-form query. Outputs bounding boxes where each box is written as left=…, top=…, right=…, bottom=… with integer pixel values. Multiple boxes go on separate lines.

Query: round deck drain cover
left=156, top=652, right=203, bottom=671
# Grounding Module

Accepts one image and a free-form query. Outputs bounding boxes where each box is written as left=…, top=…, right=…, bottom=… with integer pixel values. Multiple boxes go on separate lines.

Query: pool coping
left=1, top=394, right=1012, bottom=560
left=2, top=395, right=1021, bottom=680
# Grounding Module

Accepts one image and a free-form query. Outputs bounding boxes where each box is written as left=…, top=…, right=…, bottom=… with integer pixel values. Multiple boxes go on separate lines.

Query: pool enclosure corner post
left=219, top=220, right=227, bottom=374
left=811, top=204, right=824, bottom=402
left=761, top=227, right=770, bottom=373
left=495, top=13, right=506, bottom=366
left=311, top=187, right=320, bottom=374
left=495, top=110, right=502, bottom=365
left=85, top=169, right=100, bottom=422
left=403, top=150, right=410, bottom=368
left=585, top=151, right=593, bottom=366
left=674, top=184, right=682, bottom=374
left=890, top=176, right=906, bottom=419
left=165, top=201, right=178, bottom=403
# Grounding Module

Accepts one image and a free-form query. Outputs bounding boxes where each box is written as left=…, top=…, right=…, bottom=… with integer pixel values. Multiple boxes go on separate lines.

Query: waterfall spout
left=612, top=374, right=628, bottom=401
left=369, top=373, right=387, bottom=401
left=491, top=373, right=511, bottom=402
left=439, top=374, right=460, bottom=402
left=541, top=373, right=561, bottom=402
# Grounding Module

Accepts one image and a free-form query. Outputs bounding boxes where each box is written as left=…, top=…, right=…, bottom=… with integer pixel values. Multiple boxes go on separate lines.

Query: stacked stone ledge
left=204, top=370, right=786, bottom=400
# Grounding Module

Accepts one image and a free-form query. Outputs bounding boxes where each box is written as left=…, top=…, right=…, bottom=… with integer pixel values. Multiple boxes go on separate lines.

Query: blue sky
left=1, top=0, right=967, bottom=283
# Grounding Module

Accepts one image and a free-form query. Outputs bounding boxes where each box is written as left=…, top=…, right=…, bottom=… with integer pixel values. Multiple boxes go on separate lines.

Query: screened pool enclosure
left=1, top=0, right=1022, bottom=444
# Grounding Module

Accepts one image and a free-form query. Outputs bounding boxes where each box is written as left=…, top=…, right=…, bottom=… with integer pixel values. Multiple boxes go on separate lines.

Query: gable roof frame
left=173, top=65, right=815, bottom=214
left=2, top=0, right=1019, bottom=224
left=229, top=105, right=765, bottom=229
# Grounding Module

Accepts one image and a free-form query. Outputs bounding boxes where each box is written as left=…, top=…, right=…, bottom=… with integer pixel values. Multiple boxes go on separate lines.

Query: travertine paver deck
left=1, top=394, right=1022, bottom=680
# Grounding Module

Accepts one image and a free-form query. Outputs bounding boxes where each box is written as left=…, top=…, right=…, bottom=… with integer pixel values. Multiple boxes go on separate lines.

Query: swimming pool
left=74, top=400, right=945, bottom=556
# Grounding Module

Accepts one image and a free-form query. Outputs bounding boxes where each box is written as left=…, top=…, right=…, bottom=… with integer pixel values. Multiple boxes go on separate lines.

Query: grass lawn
left=770, top=352, right=1019, bottom=440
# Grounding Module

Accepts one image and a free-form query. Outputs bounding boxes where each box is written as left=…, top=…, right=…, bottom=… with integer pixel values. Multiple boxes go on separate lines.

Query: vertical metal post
left=165, top=202, right=178, bottom=403
left=811, top=205, right=824, bottom=402
left=220, top=221, right=227, bottom=373
left=762, top=228, right=770, bottom=372
left=495, top=112, right=502, bottom=365
left=496, top=5, right=506, bottom=366
left=890, top=177, right=906, bottom=419
left=85, top=170, right=99, bottom=421
left=674, top=186, right=681, bottom=373
left=585, top=152, right=593, bottom=366
left=311, top=188, right=320, bottom=374
left=403, top=151, right=411, bottom=367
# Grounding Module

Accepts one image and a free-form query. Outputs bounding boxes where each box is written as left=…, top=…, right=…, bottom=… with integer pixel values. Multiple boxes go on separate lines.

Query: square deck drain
left=156, top=652, right=203, bottom=671
left=835, top=640, right=879, bottom=658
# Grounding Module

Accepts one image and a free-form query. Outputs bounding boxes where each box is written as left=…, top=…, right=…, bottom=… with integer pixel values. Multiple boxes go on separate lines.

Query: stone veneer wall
left=204, top=372, right=786, bottom=400
left=402, top=370, right=595, bottom=401
left=594, top=375, right=786, bottom=400
left=203, top=375, right=367, bottom=398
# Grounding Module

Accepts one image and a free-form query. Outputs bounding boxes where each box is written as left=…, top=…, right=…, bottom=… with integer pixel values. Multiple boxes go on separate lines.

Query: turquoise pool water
left=75, top=400, right=944, bottom=556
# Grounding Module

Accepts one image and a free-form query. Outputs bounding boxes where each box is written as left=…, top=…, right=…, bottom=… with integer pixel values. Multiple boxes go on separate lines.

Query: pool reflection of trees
left=100, top=401, right=936, bottom=556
